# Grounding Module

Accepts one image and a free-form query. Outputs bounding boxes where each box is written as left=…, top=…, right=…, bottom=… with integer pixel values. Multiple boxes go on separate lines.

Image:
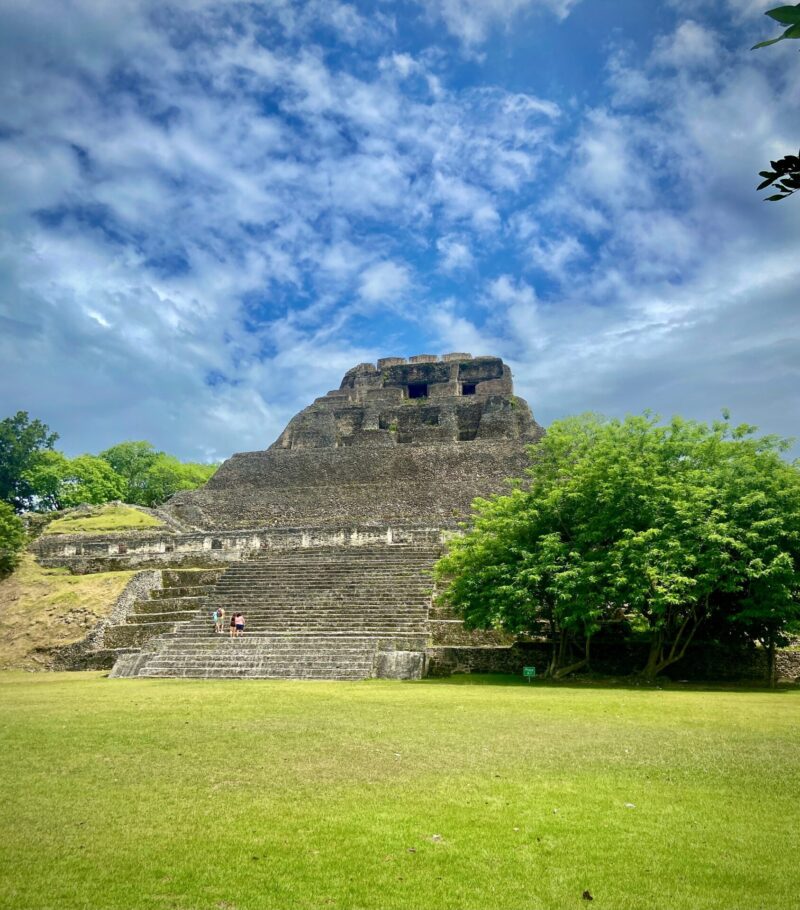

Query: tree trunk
left=552, top=634, right=593, bottom=679
left=553, top=658, right=588, bottom=679
left=642, top=611, right=703, bottom=680
left=766, top=634, right=777, bottom=689
left=546, top=619, right=559, bottom=678
left=643, top=631, right=663, bottom=681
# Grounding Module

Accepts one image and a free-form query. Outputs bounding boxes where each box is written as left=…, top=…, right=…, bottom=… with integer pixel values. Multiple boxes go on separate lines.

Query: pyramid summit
left=164, top=353, right=543, bottom=531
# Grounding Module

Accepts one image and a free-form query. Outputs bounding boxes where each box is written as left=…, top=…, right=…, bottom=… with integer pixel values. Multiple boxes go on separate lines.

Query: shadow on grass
left=416, top=673, right=798, bottom=694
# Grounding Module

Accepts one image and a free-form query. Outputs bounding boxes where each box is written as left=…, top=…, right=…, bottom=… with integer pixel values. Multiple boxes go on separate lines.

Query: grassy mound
left=0, top=673, right=797, bottom=909
left=43, top=503, right=163, bottom=535
left=0, top=556, right=135, bottom=668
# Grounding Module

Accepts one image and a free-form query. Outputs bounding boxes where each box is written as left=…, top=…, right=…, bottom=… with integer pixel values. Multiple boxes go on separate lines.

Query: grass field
left=1, top=673, right=798, bottom=910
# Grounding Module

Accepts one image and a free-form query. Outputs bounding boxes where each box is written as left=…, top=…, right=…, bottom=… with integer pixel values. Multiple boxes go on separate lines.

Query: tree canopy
left=24, top=452, right=128, bottom=511
left=435, top=413, right=800, bottom=681
left=0, top=412, right=59, bottom=511
left=0, top=416, right=217, bottom=513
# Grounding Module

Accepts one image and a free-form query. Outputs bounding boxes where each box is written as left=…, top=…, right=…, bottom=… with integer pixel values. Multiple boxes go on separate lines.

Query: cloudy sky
left=1, top=0, right=798, bottom=461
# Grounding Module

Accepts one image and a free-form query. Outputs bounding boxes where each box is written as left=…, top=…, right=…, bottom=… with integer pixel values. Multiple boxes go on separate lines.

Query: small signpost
left=522, top=666, right=536, bottom=682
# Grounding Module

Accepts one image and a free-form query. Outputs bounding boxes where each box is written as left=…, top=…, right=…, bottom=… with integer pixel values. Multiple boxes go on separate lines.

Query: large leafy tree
left=24, top=451, right=127, bottom=510
left=435, top=413, right=800, bottom=680
left=754, top=5, right=800, bottom=201
left=136, top=455, right=217, bottom=507
left=0, top=502, right=26, bottom=577
left=98, top=442, right=216, bottom=507
left=0, top=411, right=59, bottom=511
left=98, top=441, right=161, bottom=503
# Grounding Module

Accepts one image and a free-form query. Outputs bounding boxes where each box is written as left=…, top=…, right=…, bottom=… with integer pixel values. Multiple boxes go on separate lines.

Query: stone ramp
left=121, top=544, right=439, bottom=679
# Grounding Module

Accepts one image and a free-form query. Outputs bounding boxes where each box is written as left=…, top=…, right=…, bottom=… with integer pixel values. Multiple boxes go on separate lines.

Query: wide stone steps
left=134, top=597, right=207, bottom=614
left=114, top=543, right=440, bottom=679
left=162, top=569, right=224, bottom=587
left=126, top=611, right=198, bottom=624
left=135, top=632, right=394, bottom=679
left=151, top=585, right=214, bottom=599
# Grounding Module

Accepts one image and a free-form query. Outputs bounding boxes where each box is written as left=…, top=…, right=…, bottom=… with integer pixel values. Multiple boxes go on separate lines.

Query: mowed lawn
left=1, top=673, right=798, bottom=910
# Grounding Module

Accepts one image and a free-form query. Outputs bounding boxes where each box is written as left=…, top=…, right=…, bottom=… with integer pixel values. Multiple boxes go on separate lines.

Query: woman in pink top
left=234, top=613, right=245, bottom=637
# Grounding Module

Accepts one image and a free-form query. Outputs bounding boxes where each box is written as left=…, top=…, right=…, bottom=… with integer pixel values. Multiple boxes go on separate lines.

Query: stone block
left=427, top=381, right=459, bottom=398
left=408, top=354, right=439, bottom=364
left=474, top=377, right=513, bottom=398
left=364, top=387, right=403, bottom=402
left=374, top=649, right=425, bottom=679
left=377, top=357, right=407, bottom=369
left=441, top=352, right=472, bottom=362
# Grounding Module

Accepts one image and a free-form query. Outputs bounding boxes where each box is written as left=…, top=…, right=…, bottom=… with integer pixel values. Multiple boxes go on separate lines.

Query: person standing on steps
left=234, top=612, right=245, bottom=637
left=229, top=612, right=237, bottom=638
left=214, top=607, right=225, bottom=634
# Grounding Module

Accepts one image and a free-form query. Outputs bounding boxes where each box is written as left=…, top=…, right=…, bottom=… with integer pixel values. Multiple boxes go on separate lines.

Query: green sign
left=523, top=666, right=536, bottom=679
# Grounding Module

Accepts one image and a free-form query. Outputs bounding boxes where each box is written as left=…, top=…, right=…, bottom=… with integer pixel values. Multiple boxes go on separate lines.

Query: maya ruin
left=34, top=353, right=546, bottom=680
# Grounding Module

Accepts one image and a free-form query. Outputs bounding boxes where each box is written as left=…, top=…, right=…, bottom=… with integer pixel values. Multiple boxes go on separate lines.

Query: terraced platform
left=112, top=544, right=439, bottom=679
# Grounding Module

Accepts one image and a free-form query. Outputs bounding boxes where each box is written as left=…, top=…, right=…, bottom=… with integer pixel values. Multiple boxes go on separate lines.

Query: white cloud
left=358, top=261, right=412, bottom=304
left=437, top=235, right=474, bottom=272
left=417, top=0, right=581, bottom=47
left=651, top=20, right=720, bottom=69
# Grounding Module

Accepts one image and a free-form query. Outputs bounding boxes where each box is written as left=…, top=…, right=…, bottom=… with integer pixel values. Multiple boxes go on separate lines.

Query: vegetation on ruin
left=0, top=412, right=217, bottom=512
left=0, top=558, right=135, bottom=669
left=43, top=503, right=164, bottom=535
left=435, top=413, right=800, bottom=682
left=0, top=672, right=797, bottom=910
left=98, top=440, right=218, bottom=507
left=0, top=502, right=25, bottom=578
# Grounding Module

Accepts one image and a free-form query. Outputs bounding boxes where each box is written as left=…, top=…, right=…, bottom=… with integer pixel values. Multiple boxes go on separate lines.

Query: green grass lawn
left=1, top=673, right=798, bottom=910
left=43, top=504, right=163, bottom=535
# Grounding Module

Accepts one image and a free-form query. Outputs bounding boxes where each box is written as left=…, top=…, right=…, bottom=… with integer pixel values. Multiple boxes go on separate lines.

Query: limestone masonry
left=37, top=354, right=545, bottom=679
left=164, top=354, right=542, bottom=531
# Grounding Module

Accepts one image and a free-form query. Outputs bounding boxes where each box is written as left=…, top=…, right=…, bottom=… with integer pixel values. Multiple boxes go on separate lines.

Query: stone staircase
left=117, top=544, right=439, bottom=679
left=105, top=569, right=223, bottom=650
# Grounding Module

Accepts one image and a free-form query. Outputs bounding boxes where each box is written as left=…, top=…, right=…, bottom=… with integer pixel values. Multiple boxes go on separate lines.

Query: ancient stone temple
left=164, top=353, right=541, bottom=531
left=35, top=354, right=544, bottom=679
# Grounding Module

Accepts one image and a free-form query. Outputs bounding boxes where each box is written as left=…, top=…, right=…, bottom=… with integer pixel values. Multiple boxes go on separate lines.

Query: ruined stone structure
left=164, top=354, right=541, bottom=531
left=36, top=354, right=546, bottom=679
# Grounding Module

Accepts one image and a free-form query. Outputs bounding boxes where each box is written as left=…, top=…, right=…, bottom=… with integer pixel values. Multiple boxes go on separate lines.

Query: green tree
left=435, top=413, right=800, bottom=681
left=0, top=501, right=26, bottom=577
left=23, top=451, right=127, bottom=510
left=98, top=441, right=161, bottom=504
left=138, top=455, right=217, bottom=507
left=0, top=412, right=59, bottom=511
left=753, top=5, right=800, bottom=200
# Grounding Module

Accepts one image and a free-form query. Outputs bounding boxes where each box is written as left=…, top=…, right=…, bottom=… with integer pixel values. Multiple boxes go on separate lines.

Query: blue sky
left=0, top=0, right=798, bottom=460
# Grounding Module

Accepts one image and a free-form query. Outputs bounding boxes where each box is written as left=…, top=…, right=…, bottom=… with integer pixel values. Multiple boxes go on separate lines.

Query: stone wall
left=32, top=524, right=446, bottom=573
left=164, top=440, right=532, bottom=531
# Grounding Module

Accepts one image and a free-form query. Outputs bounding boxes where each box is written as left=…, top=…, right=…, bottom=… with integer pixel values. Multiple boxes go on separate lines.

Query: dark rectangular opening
left=462, top=383, right=477, bottom=395
left=408, top=383, right=428, bottom=399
